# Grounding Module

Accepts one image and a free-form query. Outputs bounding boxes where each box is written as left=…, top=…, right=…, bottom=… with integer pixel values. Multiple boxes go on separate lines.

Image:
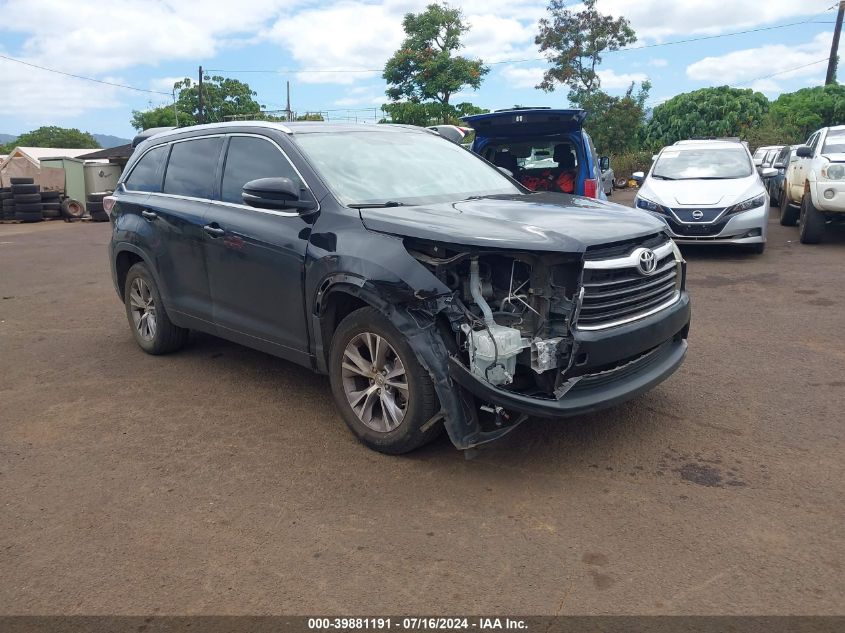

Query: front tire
left=329, top=307, right=440, bottom=454
left=798, top=194, right=825, bottom=244
left=779, top=191, right=799, bottom=226
left=123, top=262, right=188, bottom=354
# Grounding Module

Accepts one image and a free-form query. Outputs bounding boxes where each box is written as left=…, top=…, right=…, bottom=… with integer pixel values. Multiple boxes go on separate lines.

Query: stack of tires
left=11, top=177, right=43, bottom=223
left=0, top=186, right=14, bottom=220
left=40, top=190, right=62, bottom=219
left=86, top=192, right=109, bottom=222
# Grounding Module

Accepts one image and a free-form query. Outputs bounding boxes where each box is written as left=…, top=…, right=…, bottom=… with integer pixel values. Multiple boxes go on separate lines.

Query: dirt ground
left=1, top=192, right=843, bottom=615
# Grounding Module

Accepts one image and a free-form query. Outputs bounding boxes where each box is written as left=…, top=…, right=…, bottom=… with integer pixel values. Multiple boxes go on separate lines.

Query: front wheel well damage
left=317, top=289, right=369, bottom=366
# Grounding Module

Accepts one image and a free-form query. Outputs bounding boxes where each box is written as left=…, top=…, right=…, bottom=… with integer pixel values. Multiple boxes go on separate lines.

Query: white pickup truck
left=780, top=125, right=845, bottom=243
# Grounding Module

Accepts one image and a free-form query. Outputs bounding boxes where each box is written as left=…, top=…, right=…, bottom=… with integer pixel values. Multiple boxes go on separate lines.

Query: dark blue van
left=462, top=107, right=610, bottom=199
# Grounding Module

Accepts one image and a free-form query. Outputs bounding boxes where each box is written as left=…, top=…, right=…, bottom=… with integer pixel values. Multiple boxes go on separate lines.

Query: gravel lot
left=1, top=192, right=843, bottom=615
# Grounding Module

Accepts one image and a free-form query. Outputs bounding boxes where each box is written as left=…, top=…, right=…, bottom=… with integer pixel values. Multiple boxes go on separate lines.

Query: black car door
left=203, top=134, right=314, bottom=365
left=144, top=135, right=224, bottom=325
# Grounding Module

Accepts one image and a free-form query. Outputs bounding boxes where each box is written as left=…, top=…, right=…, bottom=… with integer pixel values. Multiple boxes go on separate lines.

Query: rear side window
left=220, top=136, right=302, bottom=204
left=124, top=145, right=167, bottom=192
left=163, top=137, right=224, bottom=199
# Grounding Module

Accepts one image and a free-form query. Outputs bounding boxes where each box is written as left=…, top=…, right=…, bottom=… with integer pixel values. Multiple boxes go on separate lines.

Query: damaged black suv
left=108, top=121, right=690, bottom=453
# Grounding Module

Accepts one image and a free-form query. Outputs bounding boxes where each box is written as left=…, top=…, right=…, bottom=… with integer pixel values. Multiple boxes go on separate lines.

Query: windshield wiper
left=347, top=201, right=406, bottom=209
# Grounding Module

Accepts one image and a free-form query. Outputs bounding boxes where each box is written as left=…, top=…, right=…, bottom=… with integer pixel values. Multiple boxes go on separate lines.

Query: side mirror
left=632, top=171, right=645, bottom=185
left=753, top=157, right=763, bottom=167
left=599, top=156, right=610, bottom=171
left=497, top=166, right=514, bottom=178
left=760, top=167, right=777, bottom=179
left=795, top=145, right=812, bottom=158
left=773, top=161, right=785, bottom=169
left=242, top=177, right=315, bottom=211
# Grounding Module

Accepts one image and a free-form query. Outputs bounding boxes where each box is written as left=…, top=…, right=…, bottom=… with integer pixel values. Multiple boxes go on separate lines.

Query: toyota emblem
left=636, top=248, right=657, bottom=275
left=691, top=209, right=704, bottom=220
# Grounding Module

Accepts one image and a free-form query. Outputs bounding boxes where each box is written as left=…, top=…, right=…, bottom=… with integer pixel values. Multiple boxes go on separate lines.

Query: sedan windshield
left=823, top=129, right=845, bottom=154
left=652, top=147, right=753, bottom=180
left=295, top=130, right=521, bottom=206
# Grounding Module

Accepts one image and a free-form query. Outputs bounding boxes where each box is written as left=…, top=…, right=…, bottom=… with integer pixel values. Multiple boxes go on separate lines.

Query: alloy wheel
left=341, top=332, right=409, bottom=432
left=129, top=277, right=157, bottom=341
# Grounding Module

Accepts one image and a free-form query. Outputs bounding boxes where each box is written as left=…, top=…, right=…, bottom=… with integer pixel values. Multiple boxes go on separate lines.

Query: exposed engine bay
left=405, top=238, right=585, bottom=399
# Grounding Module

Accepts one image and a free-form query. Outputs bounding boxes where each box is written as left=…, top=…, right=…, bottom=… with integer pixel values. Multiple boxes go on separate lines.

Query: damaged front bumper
left=448, top=292, right=690, bottom=421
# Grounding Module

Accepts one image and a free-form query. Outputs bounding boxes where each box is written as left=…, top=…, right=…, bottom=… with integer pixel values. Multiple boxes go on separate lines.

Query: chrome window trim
left=118, top=132, right=318, bottom=218
left=583, top=240, right=674, bottom=269
left=575, top=291, right=681, bottom=331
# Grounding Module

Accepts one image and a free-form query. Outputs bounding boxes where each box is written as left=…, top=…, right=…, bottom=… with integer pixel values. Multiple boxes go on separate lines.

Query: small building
left=0, top=147, right=99, bottom=190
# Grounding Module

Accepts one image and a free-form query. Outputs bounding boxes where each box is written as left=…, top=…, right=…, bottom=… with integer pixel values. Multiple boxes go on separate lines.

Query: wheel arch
left=112, top=243, right=167, bottom=301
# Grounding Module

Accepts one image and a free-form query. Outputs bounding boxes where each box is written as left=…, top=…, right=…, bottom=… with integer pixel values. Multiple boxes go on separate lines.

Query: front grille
left=666, top=217, right=728, bottom=236
left=578, top=237, right=680, bottom=330
left=671, top=207, right=726, bottom=223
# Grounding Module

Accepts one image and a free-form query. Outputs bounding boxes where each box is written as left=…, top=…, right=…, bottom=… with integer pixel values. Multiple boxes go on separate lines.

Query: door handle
left=141, top=210, right=157, bottom=220
left=203, top=224, right=225, bottom=238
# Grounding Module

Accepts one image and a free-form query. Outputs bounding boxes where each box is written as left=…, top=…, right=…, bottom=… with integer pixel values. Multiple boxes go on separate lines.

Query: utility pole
left=826, top=0, right=845, bottom=85
left=285, top=80, right=292, bottom=122
left=198, top=65, right=204, bottom=124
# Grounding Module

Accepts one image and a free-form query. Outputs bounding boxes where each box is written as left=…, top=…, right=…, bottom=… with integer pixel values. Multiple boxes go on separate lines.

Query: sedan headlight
left=725, top=194, right=766, bottom=215
left=821, top=163, right=845, bottom=180
left=635, top=196, right=668, bottom=215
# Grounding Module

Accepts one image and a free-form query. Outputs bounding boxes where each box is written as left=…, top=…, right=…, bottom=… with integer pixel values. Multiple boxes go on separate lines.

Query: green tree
left=383, top=3, right=489, bottom=123
left=4, top=126, right=100, bottom=151
left=380, top=101, right=488, bottom=126
left=767, top=84, right=845, bottom=141
left=576, top=81, right=651, bottom=155
left=130, top=76, right=263, bottom=130
left=535, top=0, right=636, bottom=101
left=131, top=105, right=181, bottom=131
left=644, top=86, right=769, bottom=148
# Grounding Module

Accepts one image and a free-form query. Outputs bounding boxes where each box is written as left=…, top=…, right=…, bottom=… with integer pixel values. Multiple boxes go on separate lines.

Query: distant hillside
left=0, top=133, right=130, bottom=149
left=93, top=134, right=131, bottom=148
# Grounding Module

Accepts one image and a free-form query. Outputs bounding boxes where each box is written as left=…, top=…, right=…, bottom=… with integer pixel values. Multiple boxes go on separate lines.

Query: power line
left=205, top=16, right=837, bottom=76
left=0, top=53, right=172, bottom=95
left=736, top=56, right=832, bottom=85
left=645, top=56, right=832, bottom=106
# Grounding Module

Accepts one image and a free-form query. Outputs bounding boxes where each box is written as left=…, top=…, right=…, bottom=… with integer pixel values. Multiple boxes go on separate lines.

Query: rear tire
left=328, top=307, right=440, bottom=454
left=779, top=191, right=799, bottom=226
left=123, top=262, right=188, bottom=355
left=798, top=194, right=825, bottom=244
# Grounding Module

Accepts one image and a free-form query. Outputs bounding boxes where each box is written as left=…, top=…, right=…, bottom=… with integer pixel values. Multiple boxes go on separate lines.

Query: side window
left=806, top=133, right=819, bottom=151
left=163, top=137, right=224, bottom=199
left=124, top=145, right=167, bottom=192
left=220, top=136, right=302, bottom=205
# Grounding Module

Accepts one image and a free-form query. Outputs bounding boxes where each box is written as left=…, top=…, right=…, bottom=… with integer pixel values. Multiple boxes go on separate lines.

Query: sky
left=0, top=0, right=841, bottom=140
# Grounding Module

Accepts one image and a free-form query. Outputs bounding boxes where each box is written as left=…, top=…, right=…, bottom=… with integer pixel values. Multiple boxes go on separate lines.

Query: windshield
left=823, top=130, right=845, bottom=154
left=652, top=147, right=753, bottom=180
left=295, top=130, right=521, bottom=206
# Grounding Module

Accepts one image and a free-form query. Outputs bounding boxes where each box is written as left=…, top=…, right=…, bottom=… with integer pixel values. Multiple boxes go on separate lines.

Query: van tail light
left=102, top=196, right=117, bottom=213
left=584, top=178, right=598, bottom=198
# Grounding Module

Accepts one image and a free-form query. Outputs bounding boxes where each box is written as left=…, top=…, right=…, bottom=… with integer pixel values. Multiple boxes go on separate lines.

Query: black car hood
left=359, top=192, right=666, bottom=253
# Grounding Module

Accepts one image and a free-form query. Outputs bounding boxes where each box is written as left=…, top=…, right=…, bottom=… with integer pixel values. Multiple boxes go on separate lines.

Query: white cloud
left=597, top=69, right=649, bottom=89
left=597, top=0, right=833, bottom=41
left=686, top=32, right=832, bottom=85
left=149, top=77, right=190, bottom=93
left=0, top=59, right=123, bottom=120
left=749, top=79, right=782, bottom=94
left=500, top=65, right=545, bottom=89
left=649, top=58, right=669, bottom=67
left=266, top=0, right=546, bottom=84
